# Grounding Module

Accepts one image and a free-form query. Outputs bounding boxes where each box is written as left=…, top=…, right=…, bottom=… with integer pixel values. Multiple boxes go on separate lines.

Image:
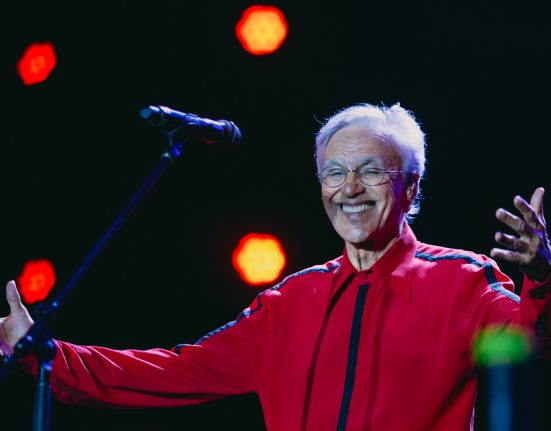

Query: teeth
left=341, top=203, right=374, bottom=213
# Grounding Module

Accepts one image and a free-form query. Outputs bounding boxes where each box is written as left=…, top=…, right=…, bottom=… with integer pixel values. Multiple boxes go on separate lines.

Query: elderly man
left=1, top=103, right=550, bottom=431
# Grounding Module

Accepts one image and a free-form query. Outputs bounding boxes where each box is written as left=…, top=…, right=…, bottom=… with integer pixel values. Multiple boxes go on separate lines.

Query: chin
left=338, top=228, right=374, bottom=246
left=338, top=222, right=399, bottom=250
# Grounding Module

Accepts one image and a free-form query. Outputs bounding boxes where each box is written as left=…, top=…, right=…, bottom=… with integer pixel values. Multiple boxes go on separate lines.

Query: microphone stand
left=0, top=136, right=184, bottom=431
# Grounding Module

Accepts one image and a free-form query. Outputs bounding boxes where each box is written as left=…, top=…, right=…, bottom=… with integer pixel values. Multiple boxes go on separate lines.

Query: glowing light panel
left=472, top=324, right=532, bottom=366
left=17, top=259, right=56, bottom=304
left=17, top=42, right=57, bottom=85
left=233, top=233, right=286, bottom=285
left=236, top=5, right=288, bottom=55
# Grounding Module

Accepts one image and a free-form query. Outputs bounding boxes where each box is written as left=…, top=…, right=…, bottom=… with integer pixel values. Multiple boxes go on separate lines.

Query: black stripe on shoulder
left=193, top=263, right=341, bottom=345
left=173, top=343, right=192, bottom=354
left=415, top=251, right=520, bottom=303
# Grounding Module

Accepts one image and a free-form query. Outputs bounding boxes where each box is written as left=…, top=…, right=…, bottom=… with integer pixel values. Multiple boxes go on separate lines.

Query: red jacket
left=23, top=224, right=551, bottom=430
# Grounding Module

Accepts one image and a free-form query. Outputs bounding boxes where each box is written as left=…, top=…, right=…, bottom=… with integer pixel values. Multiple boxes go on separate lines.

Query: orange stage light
left=236, top=5, right=288, bottom=55
left=17, top=42, right=57, bottom=85
left=233, top=233, right=286, bottom=286
left=17, top=259, right=56, bottom=304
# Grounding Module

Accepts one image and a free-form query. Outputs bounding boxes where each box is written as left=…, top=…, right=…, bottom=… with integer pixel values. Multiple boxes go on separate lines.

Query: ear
left=404, top=173, right=420, bottom=212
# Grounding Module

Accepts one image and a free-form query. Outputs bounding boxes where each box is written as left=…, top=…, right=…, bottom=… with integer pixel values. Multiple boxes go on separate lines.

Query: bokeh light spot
left=472, top=324, right=532, bottom=366
left=17, top=42, right=57, bottom=85
left=17, top=259, right=56, bottom=304
left=233, top=233, right=286, bottom=286
left=236, top=5, right=288, bottom=55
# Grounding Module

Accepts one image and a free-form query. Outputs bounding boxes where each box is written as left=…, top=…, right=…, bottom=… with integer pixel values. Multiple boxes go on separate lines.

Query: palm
left=492, top=187, right=551, bottom=281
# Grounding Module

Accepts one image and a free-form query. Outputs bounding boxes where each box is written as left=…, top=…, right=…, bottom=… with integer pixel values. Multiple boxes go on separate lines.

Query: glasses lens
left=321, top=168, right=345, bottom=187
left=321, top=167, right=400, bottom=187
left=359, top=169, right=385, bottom=186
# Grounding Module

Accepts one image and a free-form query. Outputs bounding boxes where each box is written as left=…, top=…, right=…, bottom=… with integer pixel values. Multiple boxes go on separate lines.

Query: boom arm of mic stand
left=0, top=141, right=184, bottom=431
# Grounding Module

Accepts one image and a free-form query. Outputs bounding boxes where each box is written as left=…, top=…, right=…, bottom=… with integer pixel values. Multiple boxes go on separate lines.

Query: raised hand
left=0, top=281, right=34, bottom=356
left=491, top=187, right=551, bottom=282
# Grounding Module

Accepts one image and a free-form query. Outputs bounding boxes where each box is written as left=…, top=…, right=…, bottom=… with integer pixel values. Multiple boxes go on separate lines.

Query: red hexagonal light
left=232, top=233, right=286, bottom=286
left=17, top=259, right=56, bottom=304
left=236, top=6, right=288, bottom=55
left=17, top=42, right=57, bottom=85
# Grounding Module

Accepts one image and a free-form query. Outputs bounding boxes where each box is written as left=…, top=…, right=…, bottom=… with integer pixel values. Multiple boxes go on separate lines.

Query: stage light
left=472, top=324, right=532, bottom=366
left=233, top=233, right=286, bottom=286
left=236, top=5, right=288, bottom=55
left=17, top=42, right=57, bottom=85
left=17, top=259, right=56, bottom=304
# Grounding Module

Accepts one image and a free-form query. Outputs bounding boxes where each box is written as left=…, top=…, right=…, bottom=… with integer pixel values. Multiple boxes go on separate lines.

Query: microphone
left=140, top=105, right=241, bottom=148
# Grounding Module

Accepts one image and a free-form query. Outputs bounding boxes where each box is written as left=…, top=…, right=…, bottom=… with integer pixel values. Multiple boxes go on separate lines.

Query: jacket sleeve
left=20, top=289, right=279, bottom=408
left=467, top=256, right=551, bottom=357
left=517, top=273, right=551, bottom=357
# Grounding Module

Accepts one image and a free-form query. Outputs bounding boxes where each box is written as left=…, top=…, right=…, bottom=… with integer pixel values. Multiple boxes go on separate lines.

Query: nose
left=341, top=169, right=364, bottom=197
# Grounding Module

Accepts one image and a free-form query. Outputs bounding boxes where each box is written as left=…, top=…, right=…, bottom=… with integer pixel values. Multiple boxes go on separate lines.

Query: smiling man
left=1, top=103, right=551, bottom=431
left=318, top=118, right=421, bottom=270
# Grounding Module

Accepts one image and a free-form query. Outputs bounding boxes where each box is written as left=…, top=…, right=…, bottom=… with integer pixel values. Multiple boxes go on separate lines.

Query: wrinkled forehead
left=322, top=125, right=402, bottom=168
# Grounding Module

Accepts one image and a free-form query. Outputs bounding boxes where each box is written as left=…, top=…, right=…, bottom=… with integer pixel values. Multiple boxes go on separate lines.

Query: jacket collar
left=336, top=223, right=418, bottom=303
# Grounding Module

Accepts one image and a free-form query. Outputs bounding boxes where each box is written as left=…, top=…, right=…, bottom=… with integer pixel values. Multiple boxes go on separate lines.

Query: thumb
left=6, top=280, right=24, bottom=313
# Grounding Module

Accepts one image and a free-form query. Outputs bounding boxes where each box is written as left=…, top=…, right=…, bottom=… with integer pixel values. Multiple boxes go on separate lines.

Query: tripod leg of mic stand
left=32, top=335, right=56, bottom=431
left=33, top=360, right=52, bottom=431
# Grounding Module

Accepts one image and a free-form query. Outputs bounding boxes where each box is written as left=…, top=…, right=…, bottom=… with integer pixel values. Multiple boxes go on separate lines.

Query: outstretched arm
left=2, top=279, right=274, bottom=408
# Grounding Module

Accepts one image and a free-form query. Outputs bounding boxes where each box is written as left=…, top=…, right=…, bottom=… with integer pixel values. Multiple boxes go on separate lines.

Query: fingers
left=529, top=187, right=545, bottom=221
left=496, top=190, right=546, bottom=235
left=6, top=280, right=24, bottom=313
left=495, top=231, right=527, bottom=252
left=490, top=248, right=526, bottom=265
left=513, top=194, right=544, bottom=232
left=496, top=208, right=531, bottom=236
left=493, top=187, right=551, bottom=280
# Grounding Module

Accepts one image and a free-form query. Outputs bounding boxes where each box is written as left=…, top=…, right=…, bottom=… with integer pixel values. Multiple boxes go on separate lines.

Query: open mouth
left=340, top=202, right=376, bottom=214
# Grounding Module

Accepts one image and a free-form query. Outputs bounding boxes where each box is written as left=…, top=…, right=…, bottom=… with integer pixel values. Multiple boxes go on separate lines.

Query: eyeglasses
left=319, top=166, right=404, bottom=188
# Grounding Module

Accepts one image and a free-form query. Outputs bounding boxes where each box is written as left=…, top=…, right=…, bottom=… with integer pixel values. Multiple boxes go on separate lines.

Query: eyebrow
left=322, top=156, right=384, bottom=169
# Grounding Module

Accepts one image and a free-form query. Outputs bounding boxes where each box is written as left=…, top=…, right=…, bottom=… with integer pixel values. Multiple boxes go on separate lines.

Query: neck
left=345, top=222, right=405, bottom=271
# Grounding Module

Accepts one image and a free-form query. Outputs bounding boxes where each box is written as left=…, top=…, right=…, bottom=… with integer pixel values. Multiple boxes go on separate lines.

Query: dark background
left=1, top=0, right=550, bottom=429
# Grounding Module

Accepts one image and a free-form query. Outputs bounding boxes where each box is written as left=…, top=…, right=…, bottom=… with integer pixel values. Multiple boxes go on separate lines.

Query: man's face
left=321, top=124, right=415, bottom=249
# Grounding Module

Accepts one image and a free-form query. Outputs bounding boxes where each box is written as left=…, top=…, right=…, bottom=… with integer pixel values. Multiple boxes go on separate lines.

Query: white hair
left=314, top=103, right=427, bottom=219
